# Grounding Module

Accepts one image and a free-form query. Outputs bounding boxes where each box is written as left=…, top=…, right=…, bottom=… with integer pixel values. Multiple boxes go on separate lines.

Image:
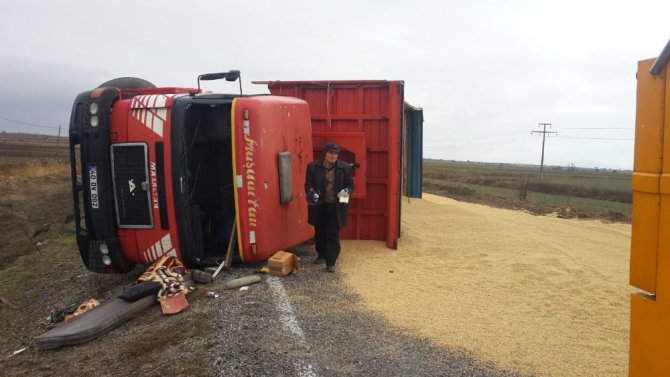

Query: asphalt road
left=208, top=248, right=522, bottom=377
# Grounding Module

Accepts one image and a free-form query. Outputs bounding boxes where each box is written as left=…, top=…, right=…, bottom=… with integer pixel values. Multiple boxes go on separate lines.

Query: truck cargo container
left=629, top=39, right=670, bottom=377
left=259, top=80, right=423, bottom=248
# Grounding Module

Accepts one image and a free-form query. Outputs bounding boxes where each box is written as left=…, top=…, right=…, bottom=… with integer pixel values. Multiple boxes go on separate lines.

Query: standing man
left=305, top=142, right=354, bottom=273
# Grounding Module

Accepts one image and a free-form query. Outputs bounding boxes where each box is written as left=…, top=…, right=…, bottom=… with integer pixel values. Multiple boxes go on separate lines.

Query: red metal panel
left=232, top=96, right=315, bottom=262
left=111, top=94, right=184, bottom=264
left=312, top=131, right=367, bottom=198
left=265, top=81, right=403, bottom=248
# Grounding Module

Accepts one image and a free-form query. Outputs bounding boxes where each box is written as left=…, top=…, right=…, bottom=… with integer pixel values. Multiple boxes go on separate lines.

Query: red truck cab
left=69, top=73, right=314, bottom=272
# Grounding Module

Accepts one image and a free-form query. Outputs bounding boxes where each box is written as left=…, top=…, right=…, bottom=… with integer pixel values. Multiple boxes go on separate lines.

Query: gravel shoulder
left=208, top=255, right=522, bottom=377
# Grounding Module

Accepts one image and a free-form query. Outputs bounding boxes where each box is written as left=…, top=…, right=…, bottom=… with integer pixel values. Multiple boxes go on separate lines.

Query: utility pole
left=57, top=125, right=61, bottom=147
left=531, top=123, right=556, bottom=180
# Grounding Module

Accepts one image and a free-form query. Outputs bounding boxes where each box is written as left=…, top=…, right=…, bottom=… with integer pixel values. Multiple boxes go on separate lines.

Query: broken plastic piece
left=160, top=292, right=188, bottom=314
left=12, top=347, right=27, bottom=356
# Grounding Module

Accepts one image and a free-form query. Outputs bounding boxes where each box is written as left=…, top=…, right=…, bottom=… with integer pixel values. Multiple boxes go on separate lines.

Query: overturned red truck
left=69, top=72, right=423, bottom=273
left=69, top=72, right=315, bottom=272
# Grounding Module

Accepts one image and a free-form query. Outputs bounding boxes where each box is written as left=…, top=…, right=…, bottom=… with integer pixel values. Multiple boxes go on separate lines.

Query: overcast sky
left=1, top=0, right=668, bottom=169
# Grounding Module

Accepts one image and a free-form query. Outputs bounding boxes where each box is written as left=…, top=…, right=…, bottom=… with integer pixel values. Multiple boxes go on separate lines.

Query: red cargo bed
left=259, top=80, right=404, bottom=248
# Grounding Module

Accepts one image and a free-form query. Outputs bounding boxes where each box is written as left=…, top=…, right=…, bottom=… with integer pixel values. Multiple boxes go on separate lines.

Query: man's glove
left=337, top=187, right=351, bottom=198
left=307, top=189, right=320, bottom=205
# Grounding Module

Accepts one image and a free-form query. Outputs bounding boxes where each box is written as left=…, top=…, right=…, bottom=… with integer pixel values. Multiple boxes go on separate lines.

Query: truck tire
left=97, top=77, right=156, bottom=89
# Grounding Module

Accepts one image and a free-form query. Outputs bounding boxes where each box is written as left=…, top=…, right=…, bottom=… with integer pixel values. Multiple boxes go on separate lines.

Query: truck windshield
left=174, top=100, right=235, bottom=263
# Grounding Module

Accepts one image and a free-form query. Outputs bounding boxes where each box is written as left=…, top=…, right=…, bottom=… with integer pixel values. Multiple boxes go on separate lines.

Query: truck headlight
left=89, top=102, right=99, bottom=115
left=102, top=255, right=112, bottom=265
left=90, top=116, right=99, bottom=127
left=99, top=243, right=109, bottom=255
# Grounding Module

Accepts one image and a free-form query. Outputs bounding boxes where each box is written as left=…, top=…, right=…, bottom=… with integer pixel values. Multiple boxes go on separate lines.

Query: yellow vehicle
left=630, top=39, right=670, bottom=377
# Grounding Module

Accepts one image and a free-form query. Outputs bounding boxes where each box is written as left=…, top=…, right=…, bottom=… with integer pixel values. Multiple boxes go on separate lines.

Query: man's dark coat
left=304, top=159, right=354, bottom=228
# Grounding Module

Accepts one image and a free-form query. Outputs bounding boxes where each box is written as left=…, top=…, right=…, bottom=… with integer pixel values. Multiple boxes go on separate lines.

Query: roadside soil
left=0, top=140, right=71, bottom=269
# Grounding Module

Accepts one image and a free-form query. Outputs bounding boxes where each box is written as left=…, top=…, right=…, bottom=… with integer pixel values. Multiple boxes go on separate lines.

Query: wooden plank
left=213, top=219, right=236, bottom=279
left=224, top=219, right=237, bottom=269
left=0, top=296, right=18, bottom=309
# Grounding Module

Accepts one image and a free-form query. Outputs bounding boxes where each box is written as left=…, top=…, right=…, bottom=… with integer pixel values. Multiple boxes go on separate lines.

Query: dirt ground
left=0, top=140, right=71, bottom=269
left=339, top=194, right=631, bottom=377
left=0, top=138, right=631, bottom=376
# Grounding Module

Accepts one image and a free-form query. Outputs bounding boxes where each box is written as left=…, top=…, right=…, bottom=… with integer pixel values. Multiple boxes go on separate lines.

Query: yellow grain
left=339, top=193, right=630, bottom=377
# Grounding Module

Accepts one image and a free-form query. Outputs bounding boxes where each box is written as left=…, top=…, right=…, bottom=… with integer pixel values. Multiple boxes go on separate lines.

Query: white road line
left=267, top=276, right=317, bottom=377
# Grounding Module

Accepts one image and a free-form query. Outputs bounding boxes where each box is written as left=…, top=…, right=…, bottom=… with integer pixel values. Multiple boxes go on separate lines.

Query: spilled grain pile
left=339, top=193, right=631, bottom=377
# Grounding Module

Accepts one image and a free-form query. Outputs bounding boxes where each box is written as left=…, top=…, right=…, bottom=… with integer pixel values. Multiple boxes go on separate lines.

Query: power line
left=553, top=125, right=632, bottom=130
left=0, top=116, right=59, bottom=130
left=428, top=136, right=521, bottom=148
left=443, top=130, right=521, bottom=141
left=557, top=136, right=633, bottom=141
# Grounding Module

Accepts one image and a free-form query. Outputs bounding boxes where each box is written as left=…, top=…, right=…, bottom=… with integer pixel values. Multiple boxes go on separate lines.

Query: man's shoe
left=326, top=265, right=336, bottom=273
left=313, top=257, right=324, bottom=265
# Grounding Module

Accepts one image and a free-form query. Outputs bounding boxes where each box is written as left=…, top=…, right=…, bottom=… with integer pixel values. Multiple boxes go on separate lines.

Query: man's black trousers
left=314, top=203, right=341, bottom=267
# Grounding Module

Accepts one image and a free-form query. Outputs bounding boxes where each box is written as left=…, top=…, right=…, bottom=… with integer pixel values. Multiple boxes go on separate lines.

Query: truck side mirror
left=197, top=70, right=242, bottom=95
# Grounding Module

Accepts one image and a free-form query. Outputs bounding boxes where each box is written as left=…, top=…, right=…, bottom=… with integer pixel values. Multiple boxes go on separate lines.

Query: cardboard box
left=267, top=251, right=299, bottom=277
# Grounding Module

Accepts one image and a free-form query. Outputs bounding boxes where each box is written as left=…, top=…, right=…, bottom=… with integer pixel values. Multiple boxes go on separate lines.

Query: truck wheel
left=97, top=77, right=156, bottom=89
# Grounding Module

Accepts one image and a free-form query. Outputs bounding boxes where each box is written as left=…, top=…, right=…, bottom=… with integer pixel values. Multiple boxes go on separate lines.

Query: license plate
left=89, top=166, right=99, bottom=209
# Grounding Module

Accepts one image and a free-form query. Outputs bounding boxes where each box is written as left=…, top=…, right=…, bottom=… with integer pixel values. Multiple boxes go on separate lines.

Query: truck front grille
left=111, top=144, right=153, bottom=228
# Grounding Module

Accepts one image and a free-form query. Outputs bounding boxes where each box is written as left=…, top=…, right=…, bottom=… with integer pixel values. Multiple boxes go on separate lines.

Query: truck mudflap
left=230, top=96, right=314, bottom=263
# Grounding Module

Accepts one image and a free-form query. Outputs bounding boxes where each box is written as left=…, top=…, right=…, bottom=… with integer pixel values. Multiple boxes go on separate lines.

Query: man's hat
left=323, top=142, right=340, bottom=153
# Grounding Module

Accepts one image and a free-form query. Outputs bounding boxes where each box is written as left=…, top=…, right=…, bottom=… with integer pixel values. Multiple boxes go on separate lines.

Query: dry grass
left=424, top=160, right=632, bottom=222
left=0, top=157, right=72, bottom=269
left=3, top=159, right=70, bottom=179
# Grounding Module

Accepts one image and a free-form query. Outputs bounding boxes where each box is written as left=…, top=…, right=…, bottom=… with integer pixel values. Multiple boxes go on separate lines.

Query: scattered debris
left=159, top=291, right=188, bottom=315
left=153, top=266, right=195, bottom=299
left=204, top=291, right=220, bottom=298
left=30, top=223, right=50, bottom=238
left=34, top=295, right=156, bottom=350
left=221, top=219, right=237, bottom=273
left=0, top=296, right=18, bottom=309
left=36, top=240, right=48, bottom=247
left=12, top=347, right=27, bottom=356
left=46, top=300, right=86, bottom=324
left=210, top=220, right=238, bottom=280
left=64, top=299, right=100, bottom=322
left=136, top=257, right=195, bottom=301
left=239, top=286, right=249, bottom=291
left=192, top=269, right=213, bottom=284
left=34, top=256, right=199, bottom=349
left=267, top=250, right=299, bottom=277
left=224, top=275, right=262, bottom=290
left=118, top=282, right=161, bottom=302
left=134, top=256, right=195, bottom=315
left=137, top=256, right=187, bottom=283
